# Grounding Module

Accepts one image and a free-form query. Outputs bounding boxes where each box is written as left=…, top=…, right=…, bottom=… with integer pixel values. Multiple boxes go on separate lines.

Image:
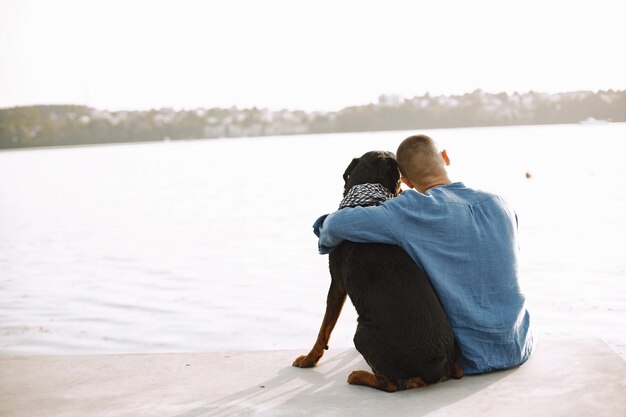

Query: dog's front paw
left=292, top=354, right=319, bottom=368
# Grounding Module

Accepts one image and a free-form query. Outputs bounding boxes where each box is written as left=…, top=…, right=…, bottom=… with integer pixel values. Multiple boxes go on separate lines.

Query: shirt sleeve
left=313, top=201, right=402, bottom=254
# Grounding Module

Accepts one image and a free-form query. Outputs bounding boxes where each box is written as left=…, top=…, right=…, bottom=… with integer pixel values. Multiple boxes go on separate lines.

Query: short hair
left=396, top=134, right=446, bottom=183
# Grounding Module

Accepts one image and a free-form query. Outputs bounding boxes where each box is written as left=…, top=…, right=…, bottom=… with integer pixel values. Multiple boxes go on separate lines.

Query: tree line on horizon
left=1, top=89, right=624, bottom=149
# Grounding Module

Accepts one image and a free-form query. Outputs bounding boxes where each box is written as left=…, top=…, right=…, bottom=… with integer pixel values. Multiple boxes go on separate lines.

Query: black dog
left=293, top=150, right=462, bottom=392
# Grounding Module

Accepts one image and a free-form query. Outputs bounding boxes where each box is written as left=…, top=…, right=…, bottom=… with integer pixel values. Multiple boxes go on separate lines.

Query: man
left=314, top=134, right=534, bottom=375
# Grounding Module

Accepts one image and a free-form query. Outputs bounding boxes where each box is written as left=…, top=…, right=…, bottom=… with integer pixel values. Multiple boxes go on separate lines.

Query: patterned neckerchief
left=338, top=183, right=395, bottom=210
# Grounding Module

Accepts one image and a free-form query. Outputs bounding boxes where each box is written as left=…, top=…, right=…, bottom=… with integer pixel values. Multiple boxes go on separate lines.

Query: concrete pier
left=1, top=338, right=625, bottom=417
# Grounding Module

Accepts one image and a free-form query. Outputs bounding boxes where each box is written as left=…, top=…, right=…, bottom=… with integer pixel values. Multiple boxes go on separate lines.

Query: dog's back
left=331, top=242, right=454, bottom=385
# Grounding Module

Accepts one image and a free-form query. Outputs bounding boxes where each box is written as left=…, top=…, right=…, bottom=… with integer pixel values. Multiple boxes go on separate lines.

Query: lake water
left=1, top=124, right=625, bottom=357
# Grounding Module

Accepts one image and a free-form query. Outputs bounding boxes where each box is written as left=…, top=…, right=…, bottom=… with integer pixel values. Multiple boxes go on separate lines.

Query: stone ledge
left=1, top=338, right=625, bottom=417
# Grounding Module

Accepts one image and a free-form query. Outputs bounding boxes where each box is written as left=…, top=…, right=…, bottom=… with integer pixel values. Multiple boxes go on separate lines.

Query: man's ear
left=401, top=176, right=415, bottom=189
left=441, top=149, right=450, bottom=166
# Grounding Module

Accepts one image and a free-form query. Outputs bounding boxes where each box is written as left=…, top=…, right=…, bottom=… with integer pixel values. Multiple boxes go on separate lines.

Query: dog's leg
left=402, top=376, right=428, bottom=390
left=347, top=370, right=400, bottom=392
left=452, top=361, right=464, bottom=379
left=292, top=279, right=347, bottom=368
left=451, top=343, right=464, bottom=379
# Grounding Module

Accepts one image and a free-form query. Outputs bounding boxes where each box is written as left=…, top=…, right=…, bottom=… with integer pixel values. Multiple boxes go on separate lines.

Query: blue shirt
left=314, top=182, right=534, bottom=375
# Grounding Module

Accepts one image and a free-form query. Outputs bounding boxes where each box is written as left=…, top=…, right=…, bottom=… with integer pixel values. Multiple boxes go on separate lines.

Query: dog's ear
left=387, top=157, right=400, bottom=181
left=343, top=157, right=360, bottom=183
left=387, top=158, right=402, bottom=195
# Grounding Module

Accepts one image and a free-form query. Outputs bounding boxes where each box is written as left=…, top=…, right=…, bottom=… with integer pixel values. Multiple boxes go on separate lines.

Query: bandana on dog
left=338, top=183, right=395, bottom=210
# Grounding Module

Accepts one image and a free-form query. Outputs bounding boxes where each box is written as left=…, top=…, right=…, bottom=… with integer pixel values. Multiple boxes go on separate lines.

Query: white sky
left=1, top=0, right=624, bottom=111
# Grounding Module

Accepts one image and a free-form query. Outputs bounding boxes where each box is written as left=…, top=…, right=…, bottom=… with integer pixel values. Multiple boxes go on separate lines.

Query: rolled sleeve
left=312, top=213, right=339, bottom=254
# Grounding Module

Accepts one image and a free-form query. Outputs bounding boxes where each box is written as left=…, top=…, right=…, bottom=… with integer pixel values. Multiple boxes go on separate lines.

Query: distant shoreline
left=1, top=89, right=624, bottom=150
left=1, top=121, right=621, bottom=153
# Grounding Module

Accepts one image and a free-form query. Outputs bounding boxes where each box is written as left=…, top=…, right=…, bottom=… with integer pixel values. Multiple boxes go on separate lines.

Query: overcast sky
left=1, top=0, right=624, bottom=111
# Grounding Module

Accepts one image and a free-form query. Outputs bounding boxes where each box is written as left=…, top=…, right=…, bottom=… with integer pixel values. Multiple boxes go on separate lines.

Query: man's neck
left=418, top=177, right=452, bottom=193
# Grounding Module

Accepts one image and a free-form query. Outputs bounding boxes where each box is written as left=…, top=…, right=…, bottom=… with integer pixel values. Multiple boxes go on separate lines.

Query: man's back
left=316, top=182, right=534, bottom=374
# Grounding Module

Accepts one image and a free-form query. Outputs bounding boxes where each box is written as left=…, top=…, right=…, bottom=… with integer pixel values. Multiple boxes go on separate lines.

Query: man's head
left=396, top=134, right=451, bottom=193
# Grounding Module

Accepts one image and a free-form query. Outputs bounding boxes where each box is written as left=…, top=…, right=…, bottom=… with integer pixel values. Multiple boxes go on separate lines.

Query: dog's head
left=342, top=151, right=401, bottom=197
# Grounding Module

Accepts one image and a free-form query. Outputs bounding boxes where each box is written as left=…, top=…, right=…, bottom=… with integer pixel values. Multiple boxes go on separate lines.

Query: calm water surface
left=1, top=124, right=625, bottom=355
